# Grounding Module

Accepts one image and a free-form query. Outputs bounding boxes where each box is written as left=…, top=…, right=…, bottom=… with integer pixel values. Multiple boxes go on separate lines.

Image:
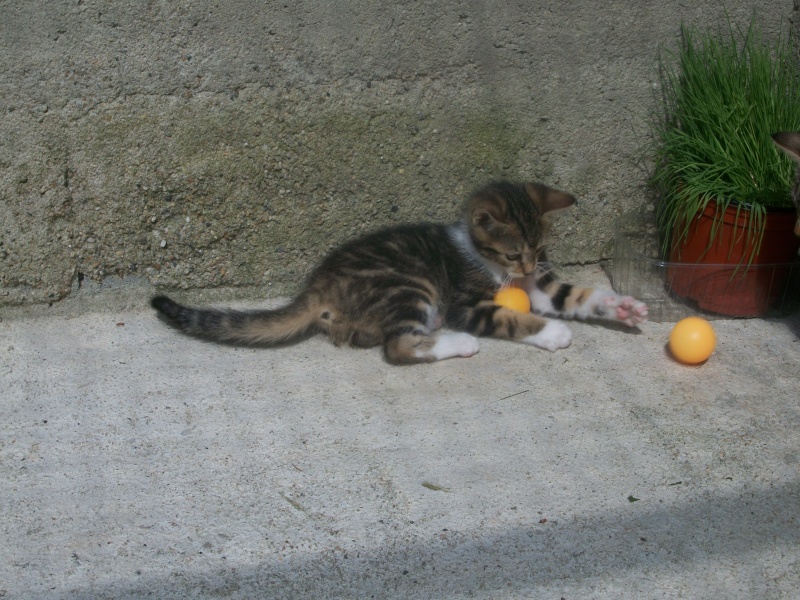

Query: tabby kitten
left=152, top=181, right=648, bottom=365
left=771, top=132, right=800, bottom=238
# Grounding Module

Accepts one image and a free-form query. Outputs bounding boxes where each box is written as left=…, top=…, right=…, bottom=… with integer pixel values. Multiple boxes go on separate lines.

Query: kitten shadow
left=581, top=318, right=645, bottom=334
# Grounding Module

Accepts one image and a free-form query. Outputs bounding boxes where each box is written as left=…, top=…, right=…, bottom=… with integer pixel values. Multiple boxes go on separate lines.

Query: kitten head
left=464, top=181, right=575, bottom=277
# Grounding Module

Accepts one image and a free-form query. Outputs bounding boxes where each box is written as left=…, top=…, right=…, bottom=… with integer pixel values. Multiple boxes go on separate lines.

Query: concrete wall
left=0, top=0, right=792, bottom=306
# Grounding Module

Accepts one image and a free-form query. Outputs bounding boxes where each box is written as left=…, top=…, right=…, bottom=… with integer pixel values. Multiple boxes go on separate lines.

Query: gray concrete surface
left=0, top=0, right=792, bottom=306
left=2, top=267, right=799, bottom=599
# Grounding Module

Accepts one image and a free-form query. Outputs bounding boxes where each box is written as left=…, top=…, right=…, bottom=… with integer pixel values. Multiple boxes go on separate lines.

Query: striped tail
left=150, top=295, right=317, bottom=345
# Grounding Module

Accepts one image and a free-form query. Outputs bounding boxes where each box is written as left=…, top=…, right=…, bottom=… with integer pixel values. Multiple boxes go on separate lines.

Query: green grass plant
left=652, top=18, right=800, bottom=262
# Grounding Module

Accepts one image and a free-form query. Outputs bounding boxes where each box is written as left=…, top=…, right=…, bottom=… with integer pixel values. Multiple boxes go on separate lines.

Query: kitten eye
left=505, top=253, right=521, bottom=262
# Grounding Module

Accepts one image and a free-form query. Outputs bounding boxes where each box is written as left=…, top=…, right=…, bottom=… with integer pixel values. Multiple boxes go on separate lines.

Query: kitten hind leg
left=383, top=329, right=479, bottom=364
left=379, top=298, right=479, bottom=364
left=523, top=319, right=573, bottom=351
left=425, top=333, right=480, bottom=361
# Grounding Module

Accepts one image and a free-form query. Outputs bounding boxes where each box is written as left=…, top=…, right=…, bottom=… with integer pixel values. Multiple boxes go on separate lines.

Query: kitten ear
left=471, top=202, right=506, bottom=233
left=542, top=190, right=577, bottom=213
left=772, top=132, right=800, bottom=163
left=526, top=183, right=576, bottom=214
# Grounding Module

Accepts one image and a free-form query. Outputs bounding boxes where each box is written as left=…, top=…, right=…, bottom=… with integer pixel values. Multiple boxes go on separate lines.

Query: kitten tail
left=150, top=295, right=317, bottom=345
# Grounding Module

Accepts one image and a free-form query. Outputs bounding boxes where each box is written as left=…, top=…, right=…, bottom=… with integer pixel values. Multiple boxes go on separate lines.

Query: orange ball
left=493, top=286, right=531, bottom=313
left=668, top=317, right=716, bottom=365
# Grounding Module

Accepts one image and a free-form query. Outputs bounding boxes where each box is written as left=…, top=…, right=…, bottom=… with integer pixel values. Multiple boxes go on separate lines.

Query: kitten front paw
left=591, top=291, right=649, bottom=326
left=523, top=320, right=572, bottom=352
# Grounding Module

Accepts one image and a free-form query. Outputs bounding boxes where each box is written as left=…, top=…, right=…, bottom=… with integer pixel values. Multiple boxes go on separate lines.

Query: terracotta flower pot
left=667, top=200, right=800, bottom=316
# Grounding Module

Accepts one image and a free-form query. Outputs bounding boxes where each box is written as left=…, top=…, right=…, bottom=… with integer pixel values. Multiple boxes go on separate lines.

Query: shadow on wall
left=66, top=479, right=799, bottom=598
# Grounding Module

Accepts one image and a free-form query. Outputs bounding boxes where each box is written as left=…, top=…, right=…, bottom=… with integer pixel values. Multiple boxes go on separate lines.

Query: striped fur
left=152, top=180, right=648, bottom=364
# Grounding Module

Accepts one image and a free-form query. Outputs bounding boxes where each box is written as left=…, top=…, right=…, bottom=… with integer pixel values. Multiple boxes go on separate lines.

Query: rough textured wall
left=0, top=0, right=792, bottom=305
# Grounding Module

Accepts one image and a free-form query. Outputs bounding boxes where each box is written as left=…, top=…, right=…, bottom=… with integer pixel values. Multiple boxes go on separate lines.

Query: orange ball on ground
left=668, top=317, right=716, bottom=365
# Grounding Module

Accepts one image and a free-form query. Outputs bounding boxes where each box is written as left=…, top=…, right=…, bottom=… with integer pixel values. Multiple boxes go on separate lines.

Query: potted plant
left=651, top=18, right=800, bottom=316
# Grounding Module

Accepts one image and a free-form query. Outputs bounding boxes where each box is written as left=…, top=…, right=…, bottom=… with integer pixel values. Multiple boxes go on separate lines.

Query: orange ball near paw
left=493, top=286, right=531, bottom=313
left=668, top=317, right=716, bottom=365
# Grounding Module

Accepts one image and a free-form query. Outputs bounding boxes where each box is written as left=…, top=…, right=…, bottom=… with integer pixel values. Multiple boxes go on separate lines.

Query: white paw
left=587, top=290, right=649, bottom=326
left=523, top=320, right=572, bottom=352
left=426, top=332, right=480, bottom=360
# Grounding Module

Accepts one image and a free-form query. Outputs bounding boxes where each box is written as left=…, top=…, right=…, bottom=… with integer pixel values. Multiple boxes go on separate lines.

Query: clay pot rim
left=710, top=198, right=796, bottom=214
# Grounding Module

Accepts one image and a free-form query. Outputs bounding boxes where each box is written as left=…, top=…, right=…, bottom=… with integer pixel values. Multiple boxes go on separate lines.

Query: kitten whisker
left=537, top=261, right=555, bottom=275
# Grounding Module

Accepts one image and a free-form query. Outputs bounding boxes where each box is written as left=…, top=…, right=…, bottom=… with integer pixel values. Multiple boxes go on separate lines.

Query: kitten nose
left=522, top=262, right=536, bottom=275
